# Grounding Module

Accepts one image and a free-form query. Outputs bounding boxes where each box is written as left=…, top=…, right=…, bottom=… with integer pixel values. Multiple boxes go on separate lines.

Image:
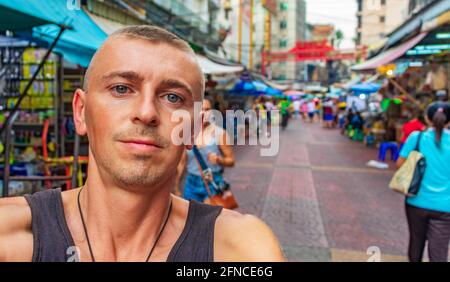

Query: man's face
left=74, top=36, right=204, bottom=190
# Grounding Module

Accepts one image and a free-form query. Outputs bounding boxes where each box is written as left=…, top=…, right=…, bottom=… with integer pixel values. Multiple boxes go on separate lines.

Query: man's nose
left=132, top=90, right=160, bottom=127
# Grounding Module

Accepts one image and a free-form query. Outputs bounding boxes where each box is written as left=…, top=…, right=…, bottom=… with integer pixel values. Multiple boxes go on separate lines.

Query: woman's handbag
left=192, top=145, right=238, bottom=209
left=389, top=132, right=426, bottom=197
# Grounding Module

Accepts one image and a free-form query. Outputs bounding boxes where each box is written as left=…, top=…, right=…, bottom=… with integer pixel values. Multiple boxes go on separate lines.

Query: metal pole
left=249, top=0, right=254, bottom=70
left=238, top=0, right=243, bottom=64
left=57, top=54, right=64, bottom=158
left=388, top=78, right=423, bottom=109
left=261, top=50, right=266, bottom=77
left=0, top=26, right=66, bottom=136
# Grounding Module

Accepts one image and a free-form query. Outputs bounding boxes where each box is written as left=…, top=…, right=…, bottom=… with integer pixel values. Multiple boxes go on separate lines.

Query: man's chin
left=112, top=177, right=161, bottom=191
left=110, top=168, right=166, bottom=188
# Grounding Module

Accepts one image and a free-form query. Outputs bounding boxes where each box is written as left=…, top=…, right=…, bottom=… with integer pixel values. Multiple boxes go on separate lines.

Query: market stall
left=0, top=0, right=107, bottom=197
left=349, top=2, right=450, bottom=149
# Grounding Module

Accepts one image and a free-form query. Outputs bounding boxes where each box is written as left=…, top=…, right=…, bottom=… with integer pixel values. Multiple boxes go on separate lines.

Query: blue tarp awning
left=1, top=0, right=108, bottom=67
left=229, top=80, right=257, bottom=96
left=0, top=1, right=58, bottom=31
left=350, top=83, right=381, bottom=95
left=229, top=80, right=283, bottom=96
left=253, top=81, right=283, bottom=96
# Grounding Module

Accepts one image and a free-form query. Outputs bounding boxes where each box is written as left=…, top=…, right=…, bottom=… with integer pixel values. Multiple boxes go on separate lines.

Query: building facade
left=356, top=0, right=410, bottom=48
left=269, top=0, right=307, bottom=81
left=88, top=0, right=224, bottom=51
left=217, top=0, right=275, bottom=71
left=408, top=0, right=440, bottom=15
left=216, top=0, right=306, bottom=81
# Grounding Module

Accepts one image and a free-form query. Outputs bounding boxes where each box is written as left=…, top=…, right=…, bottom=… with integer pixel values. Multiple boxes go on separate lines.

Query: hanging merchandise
left=0, top=44, right=62, bottom=193
left=381, top=98, right=404, bottom=112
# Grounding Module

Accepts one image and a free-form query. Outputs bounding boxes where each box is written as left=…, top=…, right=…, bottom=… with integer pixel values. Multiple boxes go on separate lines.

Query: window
left=280, top=20, right=287, bottom=29
left=380, top=16, right=385, bottom=23
left=280, top=2, right=288, bottom=11
left=367, top=0, right=380, bottom=10
left=381, top=0, right=386, bottom=5
left=279, top=39, right=288, bottom=48
left=357, top=0, right=362, bottom=11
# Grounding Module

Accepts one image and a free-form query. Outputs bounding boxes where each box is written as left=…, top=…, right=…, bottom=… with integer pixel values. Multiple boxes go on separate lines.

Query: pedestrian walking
left=307, top=99, right=316, bottom=123
left=278, top=99, right=292, bottom=130
left=293, top=99, right=301, bottom=120
left=397, top=101, right=450, bottom=262
left=322, top=99, right=334, bottom=128
left=177, top=98, right=235, bottom=204
left=301, top=99, right=308, bottom=120
left=265, top=98, right=275, bottom=128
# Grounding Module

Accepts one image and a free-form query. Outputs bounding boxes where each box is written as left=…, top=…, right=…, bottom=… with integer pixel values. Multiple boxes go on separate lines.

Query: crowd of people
left=169, top=90, right=450, bottom=263
left=250, top=96, right=343, bottom=131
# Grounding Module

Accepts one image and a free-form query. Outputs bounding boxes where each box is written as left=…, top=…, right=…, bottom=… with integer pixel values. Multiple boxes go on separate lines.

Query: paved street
left=224, top=118, right=409, bottom=262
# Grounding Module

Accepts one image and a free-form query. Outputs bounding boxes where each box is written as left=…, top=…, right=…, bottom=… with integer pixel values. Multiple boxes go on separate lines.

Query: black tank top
left=24, top=188, right=223, bottom=262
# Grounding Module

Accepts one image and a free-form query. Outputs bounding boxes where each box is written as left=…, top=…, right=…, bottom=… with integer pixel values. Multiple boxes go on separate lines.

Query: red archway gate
left=261, top=40, right=367, bottom=77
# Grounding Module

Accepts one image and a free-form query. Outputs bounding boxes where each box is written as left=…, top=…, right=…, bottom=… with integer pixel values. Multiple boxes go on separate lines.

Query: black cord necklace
left=77, top=187, right=173, bottom=262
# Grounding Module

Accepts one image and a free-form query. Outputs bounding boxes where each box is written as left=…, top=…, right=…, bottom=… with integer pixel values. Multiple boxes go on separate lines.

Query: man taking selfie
left=0, top=25, right=285, bottom=262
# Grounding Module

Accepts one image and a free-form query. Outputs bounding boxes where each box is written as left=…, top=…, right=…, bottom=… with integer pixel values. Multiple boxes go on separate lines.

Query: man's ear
left=73, top=88, right=88, bottom=136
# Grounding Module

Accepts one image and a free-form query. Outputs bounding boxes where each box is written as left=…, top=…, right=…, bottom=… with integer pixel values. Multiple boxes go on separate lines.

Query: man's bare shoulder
left=214, top=209, right=286, bottom=262
left=0, top=196, right=31, bottom=233
left=0, top=196, right=33, bottom=261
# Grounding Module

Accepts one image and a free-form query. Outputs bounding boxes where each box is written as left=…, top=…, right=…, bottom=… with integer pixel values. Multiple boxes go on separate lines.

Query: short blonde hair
left=111, top=25, right=194, bottom=54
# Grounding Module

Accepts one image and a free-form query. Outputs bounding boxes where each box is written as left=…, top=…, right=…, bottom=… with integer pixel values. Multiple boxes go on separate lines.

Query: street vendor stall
left=0, top=0, right=108, bottom=197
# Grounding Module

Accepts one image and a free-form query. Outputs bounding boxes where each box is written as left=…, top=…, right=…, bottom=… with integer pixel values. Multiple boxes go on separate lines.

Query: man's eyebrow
left=101, top=71, right=145, bottom=83
left=159, top=79, right=194, bottom=98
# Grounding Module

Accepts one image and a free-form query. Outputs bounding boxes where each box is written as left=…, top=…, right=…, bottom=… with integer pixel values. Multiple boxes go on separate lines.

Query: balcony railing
left=90, top=0, right=222, bottom=50
left=151, top=0, right=209, bottom=33
left=146, top=0, right=221, bottom=50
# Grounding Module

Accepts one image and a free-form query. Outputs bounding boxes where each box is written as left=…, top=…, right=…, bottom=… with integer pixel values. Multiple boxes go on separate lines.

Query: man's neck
left=74, top=163, right=173, bottom=261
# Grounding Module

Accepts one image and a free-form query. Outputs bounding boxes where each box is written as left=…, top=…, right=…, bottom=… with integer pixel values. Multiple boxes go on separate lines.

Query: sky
left=305, top=0, right=357, bottom=49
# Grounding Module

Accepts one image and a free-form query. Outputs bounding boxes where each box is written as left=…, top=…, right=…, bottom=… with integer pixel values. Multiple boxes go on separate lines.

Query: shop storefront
left=349, top=1, right=449, bottom=147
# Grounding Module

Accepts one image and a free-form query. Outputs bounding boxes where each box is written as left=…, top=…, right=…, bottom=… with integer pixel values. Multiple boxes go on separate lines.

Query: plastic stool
left=378, top=142, right=399, bottom=162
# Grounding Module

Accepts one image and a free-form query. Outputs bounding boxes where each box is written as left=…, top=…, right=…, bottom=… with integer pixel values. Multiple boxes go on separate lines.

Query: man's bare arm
left=217, top=129, right=235, bottom=167
left=214, top=210, right=286, bottom=262
left=0, top=197, right=33, bottom=262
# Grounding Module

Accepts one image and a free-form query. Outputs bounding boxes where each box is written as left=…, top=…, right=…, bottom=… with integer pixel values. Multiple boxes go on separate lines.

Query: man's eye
left=112, top=85, right=130, bottom=95
left=165, top=93, right=182, bottom=104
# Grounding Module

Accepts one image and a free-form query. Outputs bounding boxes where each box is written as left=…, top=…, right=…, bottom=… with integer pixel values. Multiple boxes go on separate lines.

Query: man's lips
left=119, top=139, right=163, bottom=152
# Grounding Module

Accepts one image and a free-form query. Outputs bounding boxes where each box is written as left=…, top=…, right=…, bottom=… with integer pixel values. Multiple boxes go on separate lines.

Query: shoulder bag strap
left=415, top=132, right=423, bottom=152
left=192, top=145, right=219, bottom=196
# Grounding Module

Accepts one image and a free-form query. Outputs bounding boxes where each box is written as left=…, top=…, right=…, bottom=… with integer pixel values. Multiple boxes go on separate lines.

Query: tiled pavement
left=223, top=119, right=410, bottom=262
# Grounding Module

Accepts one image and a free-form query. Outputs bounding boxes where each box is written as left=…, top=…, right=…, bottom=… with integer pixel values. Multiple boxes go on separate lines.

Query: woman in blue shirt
left=175, top=97, right=235, bottom=203
left=397, top=101, right=450, bottom=262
